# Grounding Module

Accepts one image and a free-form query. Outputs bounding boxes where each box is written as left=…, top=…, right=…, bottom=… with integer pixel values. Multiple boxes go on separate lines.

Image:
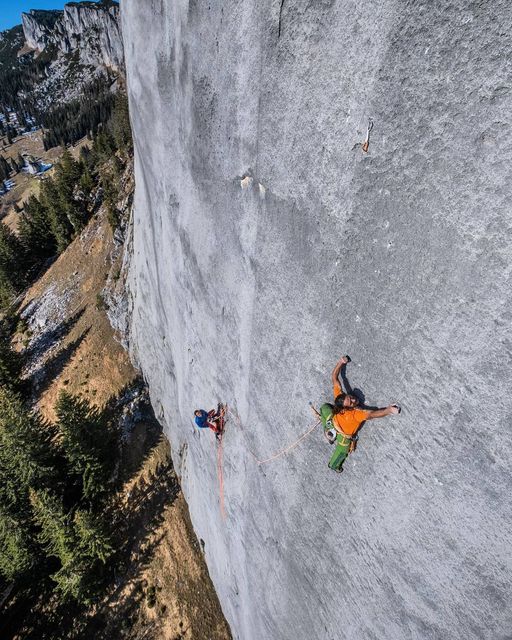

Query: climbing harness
left=313, top=401, right=359, bottom=454
left=215, top=403, right=226, bottom=440
left=362, top=118, right=373, bottom=153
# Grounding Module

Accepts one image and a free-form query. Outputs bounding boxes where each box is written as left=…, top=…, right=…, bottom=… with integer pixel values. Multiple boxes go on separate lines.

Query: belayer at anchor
left=318, top=355, right=400, bottom=473
left=194, top=403, right=226, bottom=441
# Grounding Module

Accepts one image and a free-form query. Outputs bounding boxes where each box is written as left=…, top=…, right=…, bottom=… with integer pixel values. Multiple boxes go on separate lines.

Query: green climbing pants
left=328, top=434, right=351, bottom=472
left=320, top=403, right=352, bottom=472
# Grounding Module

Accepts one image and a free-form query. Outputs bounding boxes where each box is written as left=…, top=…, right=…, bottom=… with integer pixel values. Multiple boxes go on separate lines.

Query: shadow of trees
left=30, top=327, right=91, bottom=396
left=24, top=307, right=85, bottom=365
left=22, top=306, right=89, bottom=398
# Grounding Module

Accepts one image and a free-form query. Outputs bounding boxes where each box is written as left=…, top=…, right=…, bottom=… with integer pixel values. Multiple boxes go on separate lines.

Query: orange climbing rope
left=255, top=420, right=321, bottom=465
left=228, top=408, right=321, bottom=466
left=216, top=435, right=226, bottom=520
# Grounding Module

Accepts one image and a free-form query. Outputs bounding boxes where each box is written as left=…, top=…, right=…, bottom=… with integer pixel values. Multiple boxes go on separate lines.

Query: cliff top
left=22, top=9, right=62, bottom=25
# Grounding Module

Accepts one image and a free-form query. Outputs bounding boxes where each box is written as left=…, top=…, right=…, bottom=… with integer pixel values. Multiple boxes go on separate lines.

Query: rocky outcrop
left=103, top=161, right=135, bottom=351
left=22, top=2, right=123, bottom=72
left=21, top=10, right=61, bottom=51
left=121, top=1, right=512, bottom=639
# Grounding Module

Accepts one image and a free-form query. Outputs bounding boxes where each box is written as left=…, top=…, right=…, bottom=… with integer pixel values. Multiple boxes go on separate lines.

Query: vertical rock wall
left=122, top=1, right=512, bottom=638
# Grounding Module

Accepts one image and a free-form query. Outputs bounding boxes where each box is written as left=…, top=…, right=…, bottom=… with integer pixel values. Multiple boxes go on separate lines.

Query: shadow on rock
left=340, top=368, right=379, bottom=410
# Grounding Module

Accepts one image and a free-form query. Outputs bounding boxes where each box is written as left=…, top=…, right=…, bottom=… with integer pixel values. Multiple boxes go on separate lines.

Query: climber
left=194, top=404, right=225, bottom=440
left=320, top=355, right=400, bottom=472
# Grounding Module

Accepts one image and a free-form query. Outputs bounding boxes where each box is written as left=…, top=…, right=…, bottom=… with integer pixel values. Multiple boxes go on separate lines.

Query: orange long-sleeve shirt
left=333, top=382, right=369, bottom=436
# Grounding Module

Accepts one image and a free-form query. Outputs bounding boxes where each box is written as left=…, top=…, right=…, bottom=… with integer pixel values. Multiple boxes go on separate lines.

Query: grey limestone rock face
left=21, top=10, right=60, bottom=50
left=121, top=1, right=512, bottom=638
left=22, top=3, right=123, bottom=72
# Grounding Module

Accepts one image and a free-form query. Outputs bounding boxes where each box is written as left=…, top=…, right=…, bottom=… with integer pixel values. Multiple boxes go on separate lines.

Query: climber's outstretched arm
left=366, top=405, right=401, bottom=420
left=331, top=355, right=350, bottom=391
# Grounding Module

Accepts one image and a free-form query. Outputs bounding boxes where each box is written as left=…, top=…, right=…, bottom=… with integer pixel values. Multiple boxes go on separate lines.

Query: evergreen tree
left=40, top=177, right=73, bottom=253
left=56, top=392, right=117, bottom=501
left=0, top=507, right=35, bottom=581
left=0, top=388, right=59, bottom=514
left=79, top=144, right=92, bottom=167
left=0, top=322, right=23, bottom=391
left=40, top=79, right=115, bottom=150
left=0, top=389, right=58, bottom=583
left=55, top=150, right=87, bottom=234
left=29, top=488, right=87, bottom=601
left=18, top=195, right=57, bottom=269
left=51, top=556, right=89, bottom=603
left=0, top=155, right=10, bottom=181
left=73, top=510, right=113, bottom=563
left=79, top=166, right=94, bottom=201
left=0, top=222, right=27, bottom=307
left=110, top=93, right=132, bottom=153
left=29, top=489, right=74, bottom=566
left=30, top=490, right=112, bottom=603
left=56, top=149, right=82, bottom=194
left=92, top=130, right=114, bottom=165
left=103, top=177, right=120, bottom=230
left=0, top=382, right=122, bottom=599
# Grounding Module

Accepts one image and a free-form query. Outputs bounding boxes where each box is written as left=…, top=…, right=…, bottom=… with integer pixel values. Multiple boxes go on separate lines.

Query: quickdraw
left=362, top=118, right=373, bottom=153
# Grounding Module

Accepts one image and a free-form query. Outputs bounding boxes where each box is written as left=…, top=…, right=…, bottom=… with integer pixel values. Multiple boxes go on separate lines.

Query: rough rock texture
left=21, top=10, right=61, bottom=51
left=22, top=2, right=123, bottom=72
left=121, top=1, right=512, bottom=639
left=103, top=161, right=135, bottom=351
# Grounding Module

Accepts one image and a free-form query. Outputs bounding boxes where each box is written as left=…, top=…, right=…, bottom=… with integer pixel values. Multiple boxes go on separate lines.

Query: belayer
left=320, top=356, right=400, bottom=473
left=194, top=404, right=225, bottom=440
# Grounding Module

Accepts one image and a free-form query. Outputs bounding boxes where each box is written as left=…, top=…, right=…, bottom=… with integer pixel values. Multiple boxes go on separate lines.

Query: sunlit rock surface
left=122, top=1, right=512, bottom=638
left=22, top=2, right=123, bottom=72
